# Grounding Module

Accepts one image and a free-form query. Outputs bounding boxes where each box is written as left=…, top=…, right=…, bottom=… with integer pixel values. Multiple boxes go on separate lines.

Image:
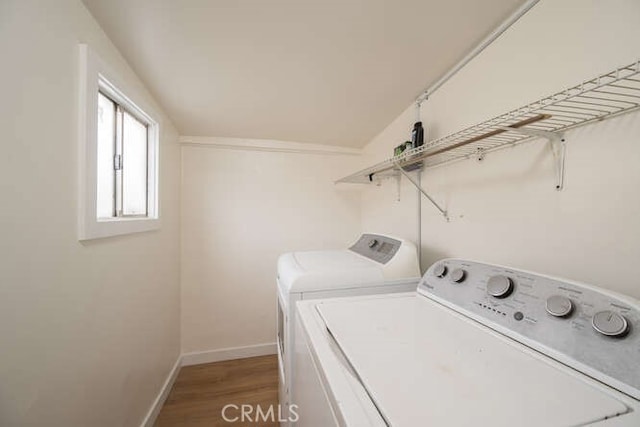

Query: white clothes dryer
left=276, top=233, right=420, bottom=425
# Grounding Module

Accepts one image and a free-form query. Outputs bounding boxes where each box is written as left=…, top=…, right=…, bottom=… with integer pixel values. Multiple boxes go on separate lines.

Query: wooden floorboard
left=155, top=355, right=279, bottom=427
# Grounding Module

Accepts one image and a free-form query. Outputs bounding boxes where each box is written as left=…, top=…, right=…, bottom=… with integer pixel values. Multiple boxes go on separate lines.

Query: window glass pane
left=122, top=111, right=148, bottom=216
left=97, top=92, right=115, bottom=218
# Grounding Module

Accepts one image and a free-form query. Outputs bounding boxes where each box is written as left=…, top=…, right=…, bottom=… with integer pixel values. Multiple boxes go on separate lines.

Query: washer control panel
left=349, top=234, right=401, bottom=264
left=419, top=259, right=640, bottom=400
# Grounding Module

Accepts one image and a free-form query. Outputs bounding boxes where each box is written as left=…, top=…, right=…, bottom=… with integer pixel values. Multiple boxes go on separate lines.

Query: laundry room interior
left=2, top=0, right=640, bottom=426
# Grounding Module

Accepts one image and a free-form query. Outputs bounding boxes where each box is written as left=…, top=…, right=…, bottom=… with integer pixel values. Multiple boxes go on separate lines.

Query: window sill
left=79, top=217, right=161, bottom=241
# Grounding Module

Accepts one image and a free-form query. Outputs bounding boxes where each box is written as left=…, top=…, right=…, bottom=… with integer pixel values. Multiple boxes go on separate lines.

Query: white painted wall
left=360, top=0, right=640, bottom=299
left=0, top=1, right=181, bottom=426
left=181, top=139, right=361, bottom=354
left=2, top=0, right=638, bottom=423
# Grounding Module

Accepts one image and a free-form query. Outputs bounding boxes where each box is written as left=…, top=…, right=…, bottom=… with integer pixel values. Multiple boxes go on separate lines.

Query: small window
left=78, top=44, right=160, bottom=240
left=97, top=91, right=150, bottom=219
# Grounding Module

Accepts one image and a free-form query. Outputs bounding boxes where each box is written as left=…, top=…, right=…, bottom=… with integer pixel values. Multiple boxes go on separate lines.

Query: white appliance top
left=319, top=296, right=628, bottom=426
left=308, top=259, right=640, bottom=426
left=278, top=234, right=419, bottom=294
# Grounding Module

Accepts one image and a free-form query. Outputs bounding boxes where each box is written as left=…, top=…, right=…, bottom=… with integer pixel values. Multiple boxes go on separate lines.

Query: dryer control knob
left=592, top=311, right=629, bottom=337
left=450, top=269, right=466, bottom=283
left=487, top=275, right=513, bottom=298
left=368, top=239, right=379, bottom=248
left=546, top=295, right=573, bottom=317
left=433, top=264, right=448, bottom=278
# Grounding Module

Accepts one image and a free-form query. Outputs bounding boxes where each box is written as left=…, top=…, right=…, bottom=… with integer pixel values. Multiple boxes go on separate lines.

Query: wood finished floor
left=155, top=355, right=279, bottom=427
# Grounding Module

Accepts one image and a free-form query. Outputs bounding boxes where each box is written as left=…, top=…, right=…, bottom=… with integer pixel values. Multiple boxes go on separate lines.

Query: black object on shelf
left=412, top=122, right=424, bottom=147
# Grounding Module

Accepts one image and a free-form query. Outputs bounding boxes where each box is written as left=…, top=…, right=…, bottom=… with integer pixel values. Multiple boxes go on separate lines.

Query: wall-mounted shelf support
left=394, top=162, right=449, bottom=221
left=499, top=126, right=566, bottom=190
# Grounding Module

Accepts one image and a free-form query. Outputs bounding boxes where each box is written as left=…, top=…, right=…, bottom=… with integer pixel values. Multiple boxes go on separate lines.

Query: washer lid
left=318, top=295, right=630, bottom=427
left=277, top=250, right=384, bottom=293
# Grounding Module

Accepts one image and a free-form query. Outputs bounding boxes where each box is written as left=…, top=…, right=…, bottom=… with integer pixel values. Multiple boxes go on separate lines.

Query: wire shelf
left=338, top=59, right=640, bottom=184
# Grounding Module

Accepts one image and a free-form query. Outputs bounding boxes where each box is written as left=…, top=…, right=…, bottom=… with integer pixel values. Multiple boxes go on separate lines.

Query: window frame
left=78, top=44, right=160, bottom=240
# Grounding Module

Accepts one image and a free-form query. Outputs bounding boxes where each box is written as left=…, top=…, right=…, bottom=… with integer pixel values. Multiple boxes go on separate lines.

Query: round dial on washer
left=450, top=268, right=466, bottom=283
left=486, top=275, right=513, bottom=298
left=592, top=310, right=629, bottom=337
left=433, top=264, right=448, bottom=278
left=546, top=295, right=573, bottom=317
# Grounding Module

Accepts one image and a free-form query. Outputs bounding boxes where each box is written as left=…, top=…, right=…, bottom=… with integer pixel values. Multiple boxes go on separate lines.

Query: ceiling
left=83, top=0, right=528, bottom=147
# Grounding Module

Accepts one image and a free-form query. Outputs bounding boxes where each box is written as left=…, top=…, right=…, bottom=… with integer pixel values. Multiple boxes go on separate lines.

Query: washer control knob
left=368, top=239, right=378, bottom=248
left=487, top=275, right=513, bottom=298
left=546, top=295, right=573, bottom=317
left=433, top=264, right=448, bottom=278
left=592, top=311, right=629, bottom=337
left=450, top=269, right=466, bottom=283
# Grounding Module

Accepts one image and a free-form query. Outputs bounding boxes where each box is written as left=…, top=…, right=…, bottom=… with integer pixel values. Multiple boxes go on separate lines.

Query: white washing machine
left=294, top=259, right=640, bottom=426
left=276, top=233, right=420, bottom=425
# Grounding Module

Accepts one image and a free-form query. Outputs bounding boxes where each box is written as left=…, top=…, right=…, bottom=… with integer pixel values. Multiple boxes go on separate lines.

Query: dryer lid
left=292, top=249, right=374, bottom=271
left=277, top=250, right=384, bottom=294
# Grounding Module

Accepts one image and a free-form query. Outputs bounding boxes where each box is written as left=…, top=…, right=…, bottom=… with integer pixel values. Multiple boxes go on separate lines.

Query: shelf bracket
left=394, top=163, right=449, bottom=221
left=499, top=126, right=566, bottom=191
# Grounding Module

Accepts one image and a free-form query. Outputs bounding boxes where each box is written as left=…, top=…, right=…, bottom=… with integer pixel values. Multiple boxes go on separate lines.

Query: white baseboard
left=181, top=342, right=277, bottom=366
left=140, top=356, right=181, bottom=427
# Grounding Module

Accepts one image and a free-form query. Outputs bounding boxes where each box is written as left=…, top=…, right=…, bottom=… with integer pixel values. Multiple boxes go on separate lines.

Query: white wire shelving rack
left=337, top=60, right=640, bottom=220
